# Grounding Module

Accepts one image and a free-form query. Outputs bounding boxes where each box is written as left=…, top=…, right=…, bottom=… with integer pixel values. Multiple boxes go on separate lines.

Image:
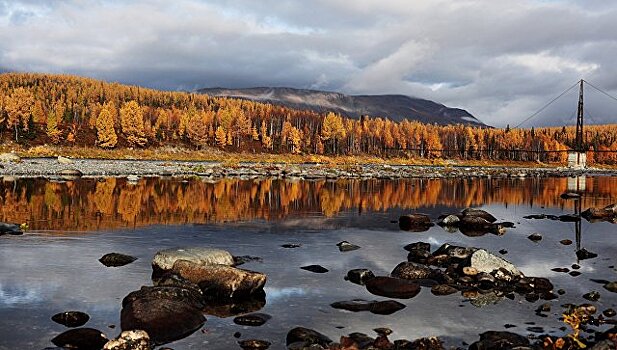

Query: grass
left=1, top=143, right=615, bottom=169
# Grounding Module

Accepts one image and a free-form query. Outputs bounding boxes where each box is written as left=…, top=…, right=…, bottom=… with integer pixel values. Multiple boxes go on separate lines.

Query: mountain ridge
left=198, top=86, right=485, bottom=126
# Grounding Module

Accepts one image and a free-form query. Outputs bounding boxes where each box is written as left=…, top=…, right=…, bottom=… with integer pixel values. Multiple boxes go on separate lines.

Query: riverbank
left=1, top=155, right=616, bottom=179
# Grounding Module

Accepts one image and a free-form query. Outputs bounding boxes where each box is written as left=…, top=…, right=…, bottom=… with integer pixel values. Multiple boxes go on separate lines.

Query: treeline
left=1, top=73, right=617, bottom=164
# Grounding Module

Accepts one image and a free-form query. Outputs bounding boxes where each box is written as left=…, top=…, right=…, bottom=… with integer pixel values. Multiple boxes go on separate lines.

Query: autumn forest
left=2, top=73, right=617, bottom=164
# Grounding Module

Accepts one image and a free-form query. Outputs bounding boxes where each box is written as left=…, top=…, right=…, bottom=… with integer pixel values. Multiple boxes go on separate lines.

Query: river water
left=0, top=176, right=616, bottom=349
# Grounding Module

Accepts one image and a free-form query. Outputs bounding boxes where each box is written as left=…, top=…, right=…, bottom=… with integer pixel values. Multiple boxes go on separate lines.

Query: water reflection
left=0, top=176, right=616, bottom=232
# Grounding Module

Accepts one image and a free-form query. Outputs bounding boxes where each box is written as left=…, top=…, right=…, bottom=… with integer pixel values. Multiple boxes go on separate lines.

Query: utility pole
left=575, top=79, right=584, bottom=152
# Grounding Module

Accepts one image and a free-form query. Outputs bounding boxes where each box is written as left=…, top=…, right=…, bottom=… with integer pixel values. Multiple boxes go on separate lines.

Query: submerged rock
left=399, top=214, right=434, bottom=231
left=51, top=311, right=90, bottom=328
left=152, top=247, right=234, bottom=272
left=201, top=294, right=266, bottom=318
left=286, top=327, right=332, bottom=348
left=365, top=276, right=421, bottom=299
left=51, top=328, right=108, bottom=350
left=330, top=299, right=406, bottom=315
left=576, top=248, right=598, bottom=260
left=604, top=281, right=617, bottom=293
left=233, top=313, right=271, bottom=327
left=103, top=330, right=152, bottom=350
left=527, top=233, right=543, bottom=242
left=99, top=253, right=137, bottom=267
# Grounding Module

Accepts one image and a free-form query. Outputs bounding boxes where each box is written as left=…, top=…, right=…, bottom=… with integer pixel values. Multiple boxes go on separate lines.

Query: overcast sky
left=1, top=0, right=617, bottom=127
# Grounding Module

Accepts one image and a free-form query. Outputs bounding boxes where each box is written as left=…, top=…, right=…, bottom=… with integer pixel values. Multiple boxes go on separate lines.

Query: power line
left=514, top=81, right=580, bottom=128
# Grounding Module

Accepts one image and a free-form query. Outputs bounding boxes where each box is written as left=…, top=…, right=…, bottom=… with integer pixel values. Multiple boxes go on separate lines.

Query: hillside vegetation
left=1, top=73, right=617, bottom=164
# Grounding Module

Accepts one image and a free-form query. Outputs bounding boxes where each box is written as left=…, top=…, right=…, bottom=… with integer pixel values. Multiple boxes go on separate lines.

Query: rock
left=373, top=328, right=393, bottom=336
left=0, top=152, right=20, bottom=162
left=300, top=265, right=329, bottom=273
left=365, top=276, right=421, bottom=299
left=437, top=214, right=460, bottom=226
left=433, top=243, right=476, bottom=260
left=170, top=260, right=266, bottom=299
left=524, top=214, right=547, bottom=220
left=286, top=327, right=332, bottom=348
left=528, top=233, right=543, bottom=242
left=233, top=313, right=271, bottom=326
left=0, top=222, right=23, bottom=235
left=233, top=255, right=263, bottom=266
left=99, top=253, right=137, bottom=267
left=51, top=311, right=90, bottom=328
left=238, top=339, right=271, bottom=349
left=458, top=216, right=499, bottom=236
left=469, top=249, right=523, bottom=278
left=346, top=269, right=375, bottom=285
left=407, top=337, right=445, bottom=350
left=281, top=243, right=301, bottom=248
left=122, top=286, right=205, bottom=310
left=560, top=192, right=581, bottom=199
left=583, top=291, right=601, bottom=301
left=152, top=247, right=234, bottom=272
left=558, top=214, right=581, bottom=222
left=431, top=284, right=458, bottom=296
left=330, top=299, right=405, bottom=315
left=391, top=262, right=441, bottom=281
left=560, top=239, right=573, bottom=245
left=461, top=208, right=497, bottom=222
left=103, top=330, right=152, bottom=350
left=121, top=292, right=205, bottom=345
left=201, top=295, right=266, bottom=318
left=576, top=248, right=598, bottom=260
left=582, top=205, right=617, bottom=221
left=463, top=266, right=479, bottom=276
left=603, top=308, right=616, bottom=317
left=336, top=241, right=360, bottom=252
left=403, top=241, right=431, bottom=253
left=604, top=281, right=617, bottom=293
left=57, top=156, right=73, bottom=164
left=59, top=169, right=83, bottom=177
left=468, top=331, right=529, bottom=350
left=399, top=214, right=434, bottom=231
left=152, top=273, right=203, bottom=295
left=51, top=328, right=108, bottom=350
left=126, top=175, right=139, bottom=183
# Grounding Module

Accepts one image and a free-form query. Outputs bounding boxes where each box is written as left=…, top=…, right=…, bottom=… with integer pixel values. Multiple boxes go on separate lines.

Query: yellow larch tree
left=96, top=102, right=118, bottom=148
left=120, top=100, right=147, bottom=147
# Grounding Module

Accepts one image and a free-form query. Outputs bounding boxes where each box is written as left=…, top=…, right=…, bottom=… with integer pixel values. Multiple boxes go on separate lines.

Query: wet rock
left=345, top=269, right=375, bottom=285
left=603, top=308, right=616, bottom=317
left=152, top=273, right=203, bottom=295
left=431, top=284, right=458, bottom=296
left=468, top=291, right=503, bottom=308
left=0, top=222, right=23, bottom=235
left=462, top=208, right=497, bottom=222
left=560, top=239, right=573, bottom=245
left=336, top=241, right=360, bottom=252
left=403, top=241, right=431, bottom=253
left=233, top=255, right=263, bottom=266
left=103, top=330, right=152, bottom=350
left=469, top=249, right=523, bottom=278
left=561, top=192, right=581, bottom=199
left=365, top=276, right=421, bottom=299
left=437, top=214, right=460, bottom=226
left=170, top=260, right=266, bottom=299
left=583, top=291, right=601, bottom=301
left=51, top=328, right=108, bottom=350
left=524, top=214, right=547, bottom=220
left=582, top=204, right=617, bottom=221
left=239, top=339, right=271, bottom=350
left=121, top=293, right=205, bottom=345
left=122, top=285, right=205, bottom=310
left=576, top=248, right=598, bottom=260
left=604, top=282, right=617, bottom=293
left=569, top=271, right=582, bottom=277
left=51, top=311, right=90, bottom=328
left=233, top=313, right=271, bottom=326
left=300, top=265, right=329, bottom=273
left=558, top=214, right=581, bottom=222
left=406, top=337, right=445, bottom=350
left=399, top=213, right=434, bottom=231
left=468, top=331, right=529, bottom=350
left=373, top=328, right=392, bottom=336
left=498, top=249, right=508, bottom=255
left=433, top=243, right=476, bottom=261
left=331, top=299, right=406, bottom=315
left=152, top=247, right=234, bottom=272
left=527, top=233, right=543, bottom=242
left=286, top=327, right=332, bottom=348
left=281, top=243, right=301, bottom=248
left=99, top=253, right=137, bottom=267
left=391, top=262, right=441, bottom=281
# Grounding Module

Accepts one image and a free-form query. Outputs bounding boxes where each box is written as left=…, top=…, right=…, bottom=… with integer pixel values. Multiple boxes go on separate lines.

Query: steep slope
left=198, top=87, right=484, bottom=126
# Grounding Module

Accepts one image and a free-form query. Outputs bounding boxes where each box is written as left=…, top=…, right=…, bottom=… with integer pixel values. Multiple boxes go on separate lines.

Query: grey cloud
left=1, top=0, right=617, bottom=126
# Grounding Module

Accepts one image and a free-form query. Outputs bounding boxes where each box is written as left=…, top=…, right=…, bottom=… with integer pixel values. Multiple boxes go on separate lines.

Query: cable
left=514, top=81, right=580, bottom=128
left=584, top=80, right=617, bottom=104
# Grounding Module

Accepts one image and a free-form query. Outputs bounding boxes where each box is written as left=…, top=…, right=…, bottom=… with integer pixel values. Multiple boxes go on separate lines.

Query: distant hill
left=198, top=87, right=485, bottom=126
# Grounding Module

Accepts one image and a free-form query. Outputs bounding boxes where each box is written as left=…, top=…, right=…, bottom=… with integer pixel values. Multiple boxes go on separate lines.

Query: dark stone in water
left=0, top=222, right=23, bottom=235
left=604, top=281, right=617, bottom=293
left=558, top=214, right=581, bottom=222
left=391, top=261, right=441, bottom=281
left=337, top=241, right=360, bottom=252
left=468, top=331, right=530, bottom=350
left=561, top=192, right=581, bottom=199
left=122, top=286, right=205, bottom=310
left=499, top=249, right=508, bottom=255
left=51, top=311, right=90, bottom=328
left=403, top=241, right=431, bottom=253
left=330, top=299, right=406, bottom=315
left=233, top=255, right=263, bottom=266
left=576, top=248, right=598, bottom=260
left=524, top=214, right=547, bottom=220
left=560, top=239, right=573, bottom=245
left=373, top=327, right=393, bottom=336
left=551, top=267, right=569, bottom=273
left=527, top=233, right=543, bottom=242
left=526, top=326, right=544, bottom=333
left=233, top=313, right=271, bottom=327
left=572, top=264, right=581, bottom=270
left=431, top=284, right=458, bottom=296
left=238, top=339, right=271, bottom=350
left=51, top=328, right=108, bottom=350
left=300, top=265, right=328, bottom=273
left=399, top=214, right=434, bottom=232
left=286, top=327, right=332, bottom=348
left=603, top=308, right=616, bottom=317
left=234, top=332, right=242, bottom=338
left=281, top=243, right=301, bottom=248
left=365, top=276, right=421, bottom=299
left=569, top=271, right=582, bottom=277
left=462, top=208, right=497, bottom=223
left=99, top=252, right=137, bottom=267
left=346, top=269, right=375, bottom=285
left=583, top=291, right=601, bottom=301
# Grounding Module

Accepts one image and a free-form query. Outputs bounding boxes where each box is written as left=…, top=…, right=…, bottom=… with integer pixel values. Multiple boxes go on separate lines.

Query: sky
left=1, top=0, right=617, bottom=127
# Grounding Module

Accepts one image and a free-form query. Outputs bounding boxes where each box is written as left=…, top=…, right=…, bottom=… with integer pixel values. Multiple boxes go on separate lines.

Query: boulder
left=51, top=328, right=108, bottom=350
left=365, top=276, right=421, bottom=299
left=399, top=214, right=434, bottom=231
left=152, top=247, right=234, bottom=272
left=286, top=327, right=332, bottom=348
left=99, top=253, right=137, bottom=267
left=103, top=330, right=152, bottom=350
left=469, top=249, right=523, bottom=278
left=51, top=311, right=90, bottom=328
left=346, top=269, right=375, bottom=285
left=461, top=208, right=497, bottom=223
left=170, top=259, right=266, bottom=299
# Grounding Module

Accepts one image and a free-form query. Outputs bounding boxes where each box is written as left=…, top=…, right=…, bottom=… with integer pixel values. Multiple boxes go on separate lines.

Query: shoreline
left=1, top=157, right=616, bottom=179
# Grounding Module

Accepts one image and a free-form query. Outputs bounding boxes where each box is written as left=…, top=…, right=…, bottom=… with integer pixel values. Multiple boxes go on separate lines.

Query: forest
left=1, top=72, right=617, bottom=164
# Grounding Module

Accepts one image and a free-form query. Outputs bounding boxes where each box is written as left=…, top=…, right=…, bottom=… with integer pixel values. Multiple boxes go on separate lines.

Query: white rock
left=57, top=156, right=73, bottom=164
left=152, top=247, right=234, bottom=271
left=103, top=330, right=152, bottom=350
left=470, top=249, right=523, bottom=278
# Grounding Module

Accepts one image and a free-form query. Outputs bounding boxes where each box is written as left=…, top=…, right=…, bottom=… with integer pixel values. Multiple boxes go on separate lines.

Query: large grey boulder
left=469, top=249, right=523, bottom=278
left=152, top=247, right=234, bottom=272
